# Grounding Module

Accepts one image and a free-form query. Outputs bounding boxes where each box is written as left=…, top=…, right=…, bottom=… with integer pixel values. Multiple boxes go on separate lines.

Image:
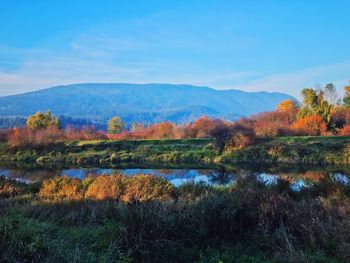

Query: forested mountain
left=0, top=83, right=294, bottom=127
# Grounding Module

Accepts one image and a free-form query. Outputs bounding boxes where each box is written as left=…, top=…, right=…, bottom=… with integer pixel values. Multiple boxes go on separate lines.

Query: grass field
left=1, top=136, right=350, bottom=166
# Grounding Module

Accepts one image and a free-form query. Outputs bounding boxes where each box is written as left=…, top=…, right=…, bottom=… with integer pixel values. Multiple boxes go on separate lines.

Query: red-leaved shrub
left=253, top=111, right=295, bottom=137
left=292, top=115, right=327, bottom=136
left=339, top=124, right=350, bottom=136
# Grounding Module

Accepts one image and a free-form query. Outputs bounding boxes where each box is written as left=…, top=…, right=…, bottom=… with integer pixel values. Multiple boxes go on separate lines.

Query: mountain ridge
left=0, top=83, right=294, bottom=125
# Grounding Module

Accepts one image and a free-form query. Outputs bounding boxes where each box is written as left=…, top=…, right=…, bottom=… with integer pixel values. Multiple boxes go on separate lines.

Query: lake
left=1, top=163, right=350, bottom=190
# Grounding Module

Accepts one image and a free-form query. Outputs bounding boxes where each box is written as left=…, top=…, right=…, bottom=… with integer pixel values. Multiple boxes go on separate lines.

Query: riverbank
left=1, top=173, right=350, bottom=262
left=1, top=136, right=350, bottom=166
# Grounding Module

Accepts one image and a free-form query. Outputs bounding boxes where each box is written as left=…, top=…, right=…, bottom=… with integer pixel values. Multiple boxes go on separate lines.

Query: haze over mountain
left=0, top=83, right=294, bottom=127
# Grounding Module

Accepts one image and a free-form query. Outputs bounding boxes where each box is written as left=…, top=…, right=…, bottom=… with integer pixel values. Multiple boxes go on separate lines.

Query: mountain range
left=0, top=83, right=294, bottom=127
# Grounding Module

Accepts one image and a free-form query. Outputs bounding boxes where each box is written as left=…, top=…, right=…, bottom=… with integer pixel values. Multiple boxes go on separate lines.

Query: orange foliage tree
left=292, top=115, right=327, bottom=136
left=277, top=99, right=298, bottom=113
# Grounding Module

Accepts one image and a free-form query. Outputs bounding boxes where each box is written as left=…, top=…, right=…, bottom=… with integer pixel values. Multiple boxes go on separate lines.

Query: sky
left=0, top=0, right=349, bottom=98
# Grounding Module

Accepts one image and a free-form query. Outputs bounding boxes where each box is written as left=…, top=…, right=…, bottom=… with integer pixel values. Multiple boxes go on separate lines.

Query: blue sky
left=0, top=0, right=349, bottom=97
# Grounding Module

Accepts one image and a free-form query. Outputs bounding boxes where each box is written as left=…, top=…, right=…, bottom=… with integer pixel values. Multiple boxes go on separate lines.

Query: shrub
left=0, top=177, right=24, bottom=198
left=65, top=126, right=106, bottom=141
left=331, top=107, right=350, bottom=129
left=38, top=174, right=175, bottom=202
left=184, top=117, right=226, bottom=138
left=225, top=124, right=257, bottom=149
left=209, top=122, right=231, bottom=151
left=39, top=176, right=83, bottom=200
left=177, top=181, right=213, bottom=200
left=292, top=115, right=327, bottom=136
left=85, top=174, right=125, bottom=200
left=253, top=111, right=295, bottom=137
left=0, top=129, right=10, bottom=142
left=122, top=174, right=175, bottom=202
left=339, top=124, right=350, bottom=136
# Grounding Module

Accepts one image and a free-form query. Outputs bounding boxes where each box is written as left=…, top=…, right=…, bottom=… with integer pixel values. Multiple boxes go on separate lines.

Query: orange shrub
left=339, top=124, right=350, bottom=136
left=122, top=174, right=175, bottom=202
left=226, top=124, right=257, bottom=149
left=33, top=126, right=65, bottom=145
left=253, top=111, right=295, bottom=137
left=107, top=132, right=133, bottom=140
left=7, top=128, right=32, bottom=147
left=85, top=174, right=125, bottom=200
left=184, top=117, right=226, bottom=138
left=39, top=176, right=83, bottom=200
left=148, top=122, right=175, bottom=139
left=65, top=126, right=106, bottom=141
left=38, top=174, right=175, bottom=202
left=292, top=115, right=327, bottom=136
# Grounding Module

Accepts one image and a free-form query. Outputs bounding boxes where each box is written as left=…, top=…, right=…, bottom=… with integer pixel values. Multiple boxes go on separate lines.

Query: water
left=1, top=163, right=350, bottom=189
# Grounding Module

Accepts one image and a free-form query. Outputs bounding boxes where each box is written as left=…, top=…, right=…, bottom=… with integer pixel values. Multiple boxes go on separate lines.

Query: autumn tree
left=276, top=99, right=298, bottom=112
left=26, top=111, right=61, bottom=130
left=209, top=122, right=231, bottom=151
left=108, top=116, right=124, bottom=134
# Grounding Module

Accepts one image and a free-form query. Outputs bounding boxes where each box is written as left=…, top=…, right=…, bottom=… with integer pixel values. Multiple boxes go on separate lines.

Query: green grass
left=2, top=136, right=350, bottom=166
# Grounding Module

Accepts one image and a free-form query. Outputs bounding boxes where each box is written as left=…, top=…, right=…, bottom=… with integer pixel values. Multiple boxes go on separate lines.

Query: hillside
left=0, top=83, right=294, bottom=125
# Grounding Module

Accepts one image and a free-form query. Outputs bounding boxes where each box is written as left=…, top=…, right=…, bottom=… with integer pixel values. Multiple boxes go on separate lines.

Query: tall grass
left=1, top=173, right=350, bottom=262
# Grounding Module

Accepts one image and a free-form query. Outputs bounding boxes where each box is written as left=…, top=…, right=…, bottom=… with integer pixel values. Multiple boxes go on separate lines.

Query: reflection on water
left=1, top=164, right=350, bottom=189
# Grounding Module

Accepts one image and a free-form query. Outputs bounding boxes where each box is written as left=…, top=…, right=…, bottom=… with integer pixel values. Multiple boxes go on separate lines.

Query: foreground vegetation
left=1, top=136, right=350, bottom=166
left=1, top=173, right=350, bottom=262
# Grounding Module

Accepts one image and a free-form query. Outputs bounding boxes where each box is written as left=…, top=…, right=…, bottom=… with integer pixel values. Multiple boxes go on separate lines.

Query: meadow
left=1, top=136, right=350, bottom=167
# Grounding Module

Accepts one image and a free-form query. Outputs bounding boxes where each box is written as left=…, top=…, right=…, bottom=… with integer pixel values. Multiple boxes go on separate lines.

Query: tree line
left=1, top=83, right=350, bottom=150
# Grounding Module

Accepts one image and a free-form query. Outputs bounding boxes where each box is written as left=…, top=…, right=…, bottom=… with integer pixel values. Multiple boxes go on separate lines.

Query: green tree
left=343, top=84, right=350, bottom=108
left=108, top=116, right=124, bottom=134
left=297, top=87, right=332, bottom=126
left=26, top=111, right=61, bottom=130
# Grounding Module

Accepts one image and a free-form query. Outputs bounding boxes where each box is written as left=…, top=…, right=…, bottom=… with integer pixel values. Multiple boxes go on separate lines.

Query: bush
left=339, top=124, right=350, bottom=136
left=331, top=107, right=350, bottom=129
left=85, top=174, right=125, bottom=200
left=0, top=177, right=25, bottom=198
left=292, top=115, right=327, bottom=136
left=0, top=129, right=10, bottom=142
left=253, top=111, right=295, bottom=137
left=38, top=174, right=175, bottom=202
left=123, top=174, right=175, bottom=202
left=226, top=124, right=257, bottom=149
left=39, top=176, right=84, bottom=200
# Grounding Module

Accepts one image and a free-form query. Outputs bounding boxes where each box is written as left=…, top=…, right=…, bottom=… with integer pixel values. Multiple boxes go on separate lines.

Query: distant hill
left=0, top=83, right=294, bottom=127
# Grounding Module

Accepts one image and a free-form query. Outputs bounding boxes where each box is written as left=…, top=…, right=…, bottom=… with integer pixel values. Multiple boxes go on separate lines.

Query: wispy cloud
left=0, top=9, right=349, bottom=97
left=232, top=62, right=350, bottom=98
